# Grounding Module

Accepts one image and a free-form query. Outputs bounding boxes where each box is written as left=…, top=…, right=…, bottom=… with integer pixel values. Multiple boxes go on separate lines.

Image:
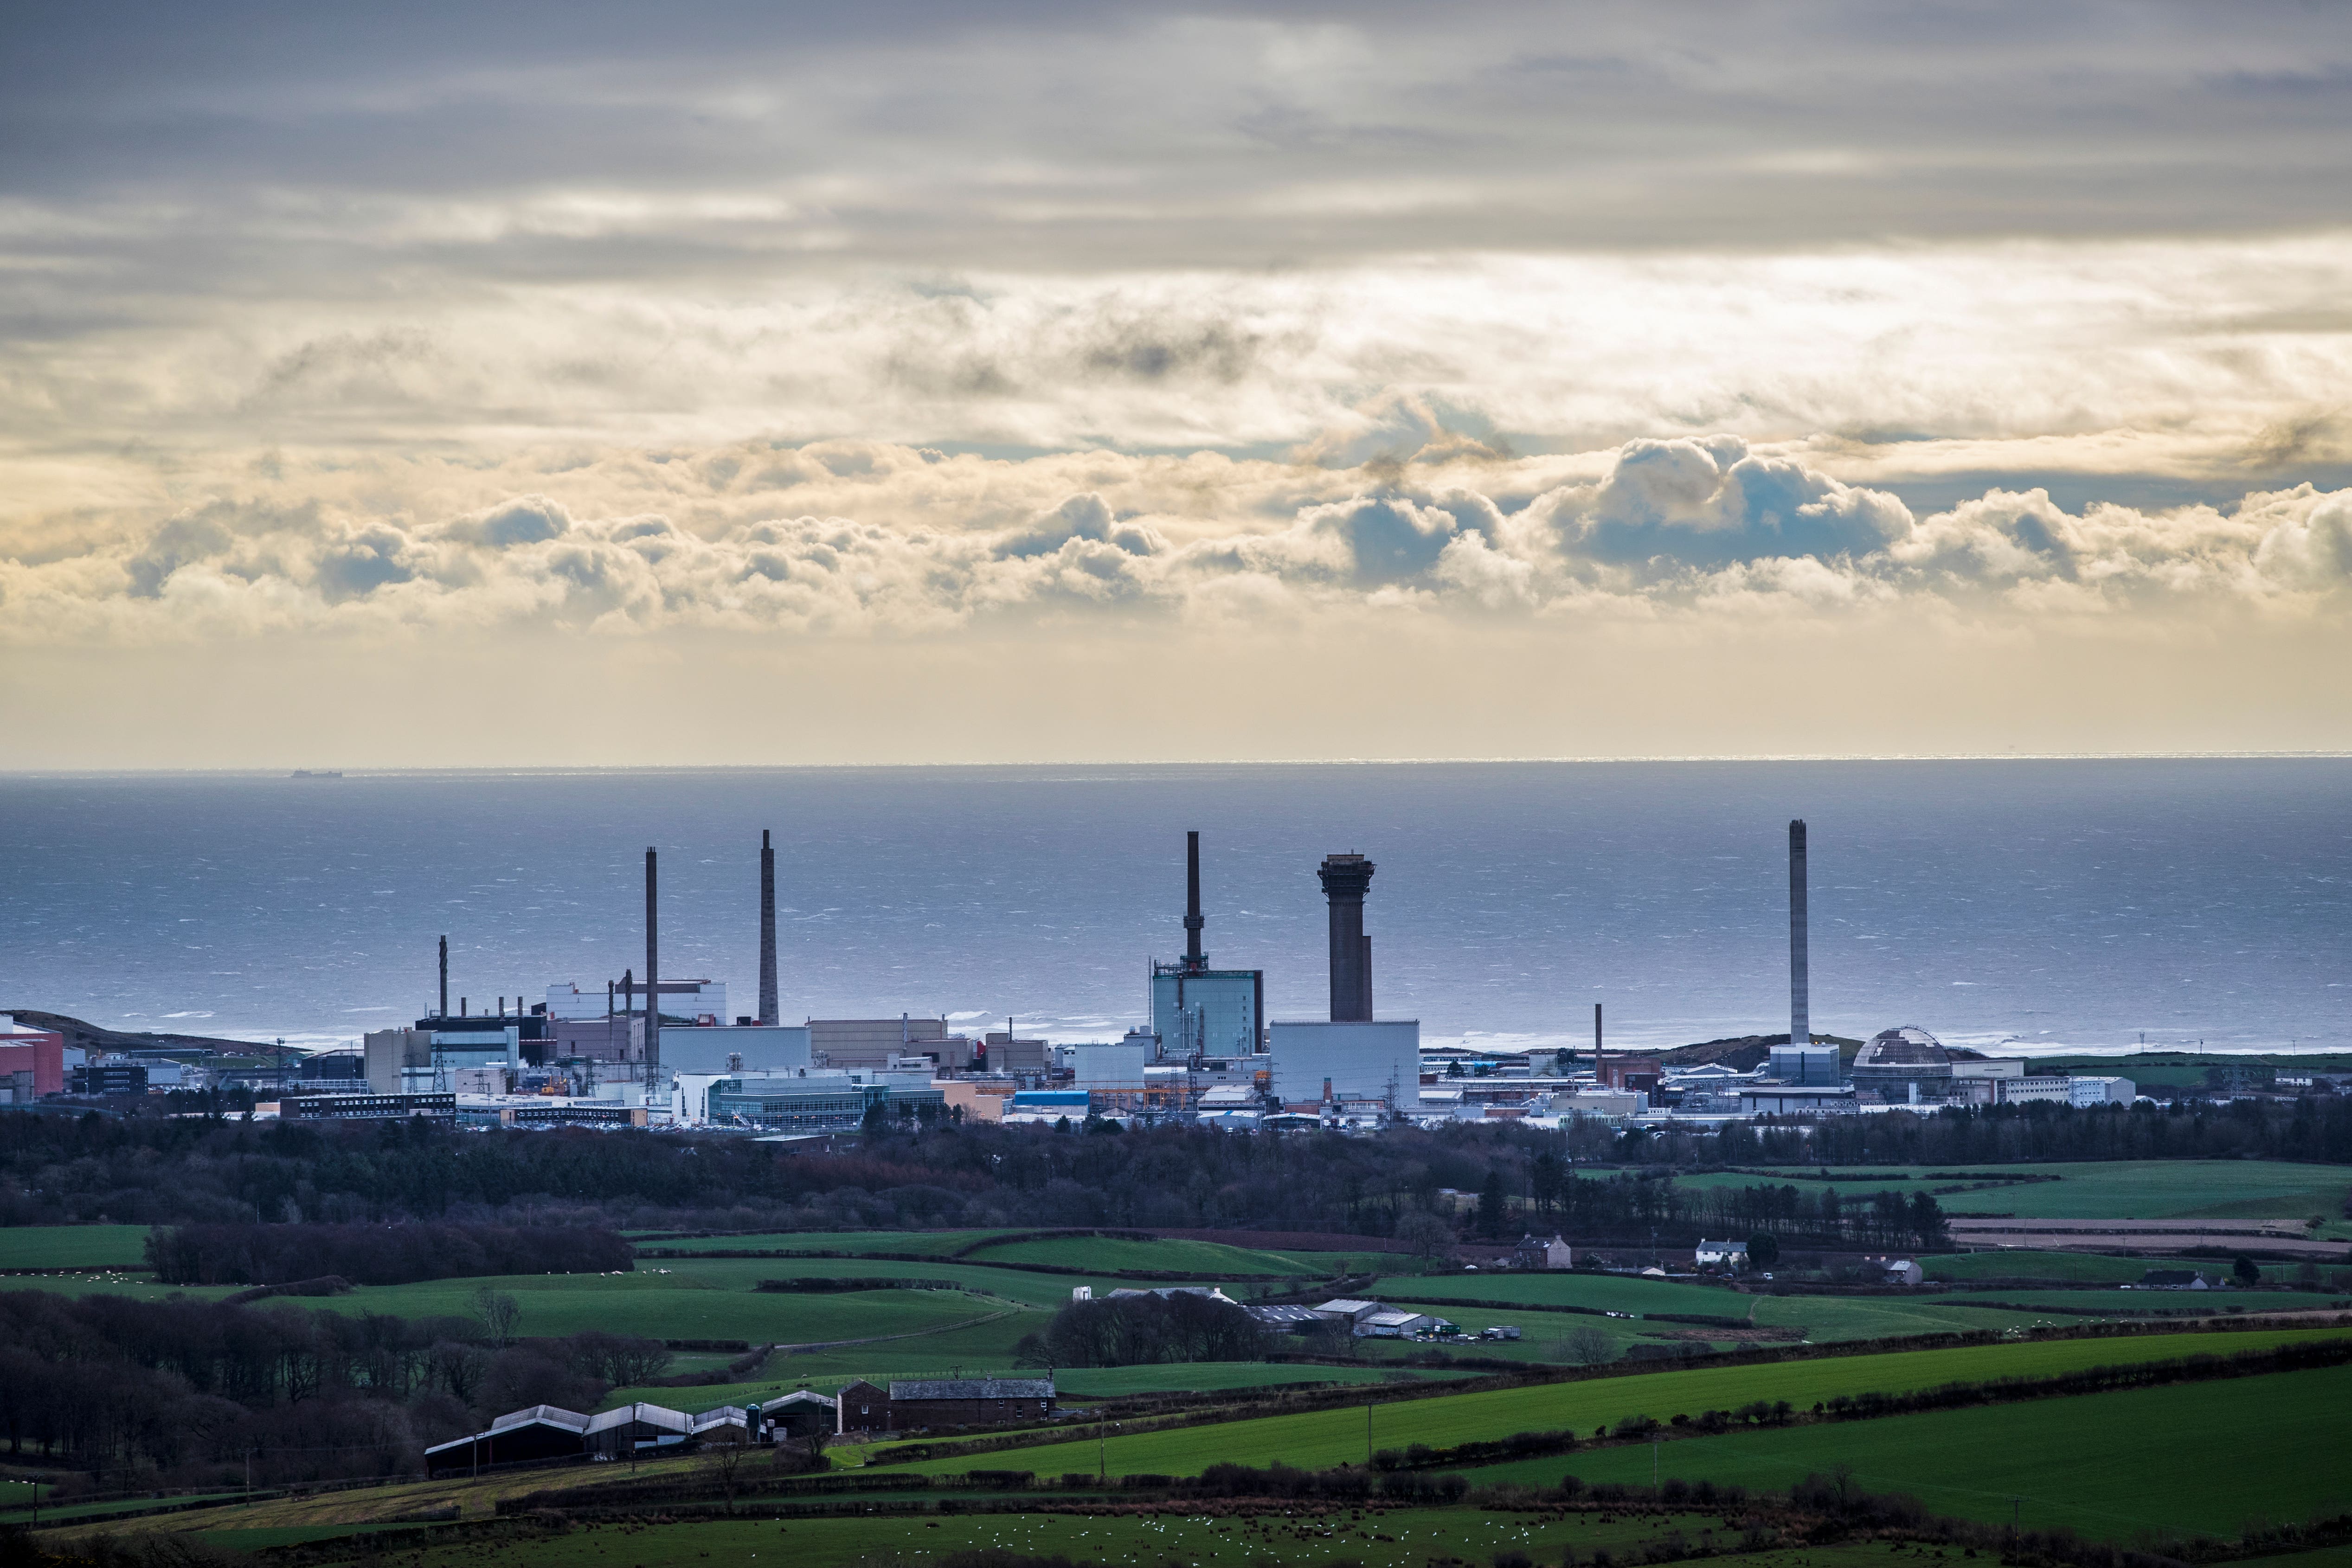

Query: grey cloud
left=125, top=510, right=236, bottom=598
left=441, top=495, right=572, bottom=549
left=998, top=495, right=1166, bottom=559
left=10, top=437, right=2352, bottom=649
left=1547, top=438, right=1912, bottom=572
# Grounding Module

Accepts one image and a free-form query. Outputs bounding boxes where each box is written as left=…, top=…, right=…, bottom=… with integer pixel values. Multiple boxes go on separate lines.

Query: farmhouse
left=1694, top=1239, right=1749, bottom=1269
left=1513, top=1234, right=1573, bottom=1270
left=2136, top=1269, right=2213, bottom=1290
left=835, top=1376, right=1057, bottom=1433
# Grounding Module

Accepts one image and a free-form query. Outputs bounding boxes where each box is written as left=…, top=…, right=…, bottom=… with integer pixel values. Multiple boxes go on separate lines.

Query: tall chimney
left=438, top=936, right=449, bottom=1019
left=1182, top=830, right=1206, bottom=974
left=1317, top=853, right=1376, bottom=1022
left=645, top=847, right=661, bottom=1087
left=1594, top=1001, right=1603, bottom=1066
left=1789, top=819, right=1809, bottom=1052
left=758, top=829, right=780, bottom=1026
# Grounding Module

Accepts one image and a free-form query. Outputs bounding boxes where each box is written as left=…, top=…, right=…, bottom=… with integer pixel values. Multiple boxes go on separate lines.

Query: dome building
left=1850, top=1026, right=1953, bottom=1099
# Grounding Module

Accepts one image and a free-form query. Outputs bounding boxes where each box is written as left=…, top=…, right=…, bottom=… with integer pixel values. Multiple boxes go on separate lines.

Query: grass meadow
left=630, top=1229, right=1009, bottom=1256
left=867, top=1325, right=2352, bottom=1479
left=1461, top=1362, right=2352, bottom=1541
left=1372, top=1275, right=2108, bottom=1343
left=0, top=1223, right=154, bottom=1269
left=1708, top=1161, right=2352, bottom=1223
left=961, top=1234, right=1331, bottom=1277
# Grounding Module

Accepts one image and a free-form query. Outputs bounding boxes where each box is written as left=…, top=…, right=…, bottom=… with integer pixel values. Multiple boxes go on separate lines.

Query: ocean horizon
left=4, top=758, right=2346, bottom=1057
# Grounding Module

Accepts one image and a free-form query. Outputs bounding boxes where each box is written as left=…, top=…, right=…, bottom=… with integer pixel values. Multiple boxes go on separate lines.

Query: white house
left=1694, top=1239, right=1750, bottom=1268
left=1868, top=1256, right=1926, bottom=1286
left=1513, top=1234, right=1573, bottom=1270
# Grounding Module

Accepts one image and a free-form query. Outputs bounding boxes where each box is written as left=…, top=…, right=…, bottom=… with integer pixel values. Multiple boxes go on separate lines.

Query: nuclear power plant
left=325, top=809, right=2124, bottom=1139
left=1146, top=832, right=1264, bottom=1059
left=1789, top=818, right=1808, bottom=1053
left=1261, top=848, right=1420, bottom=1120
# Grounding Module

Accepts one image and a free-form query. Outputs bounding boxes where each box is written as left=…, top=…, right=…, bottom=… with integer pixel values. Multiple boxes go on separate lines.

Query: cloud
left=8, top=434, right=2349, bottom=650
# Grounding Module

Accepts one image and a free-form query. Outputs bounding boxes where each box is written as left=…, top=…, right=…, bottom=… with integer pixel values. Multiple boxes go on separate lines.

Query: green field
left=870, top=1326, right=2352, bottom=1479
left=1461, top=1363, right=2352, bottom=1541
left=0, top=1491, right=243, bottom=1528
left=3, top=1257, right=1043, bottom=1348
left=1955, top=1288, right=2352, bottom=1316
left=1371, top=1274, right=2106, bottom=1344
left=646, top=1252, right=1103, bottom=1309
left=0, top=1224, right=154, bottom=1270
left=1053, top=1361, right=1472, bottom=1396
left=1921, top=1251, right=2151, bottom=1283
left=1671, top=1161, right=2352, bottom=1233
left=964, top=1234, right=1330, bottom=1277
left=1716, top=1160, right=2352, bottom=1224
left=634, top=1230, right=1011, bottom=1257
left=268, top=1266, right=1022, bottom=1346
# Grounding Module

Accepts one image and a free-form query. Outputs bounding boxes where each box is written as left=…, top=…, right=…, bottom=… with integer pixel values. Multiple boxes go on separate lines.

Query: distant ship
left=289, top=770, right=345, bottom=778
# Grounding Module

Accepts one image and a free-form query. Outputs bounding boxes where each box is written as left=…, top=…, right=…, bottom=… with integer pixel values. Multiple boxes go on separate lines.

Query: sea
left=1, top=760, right=2346, bottom=1057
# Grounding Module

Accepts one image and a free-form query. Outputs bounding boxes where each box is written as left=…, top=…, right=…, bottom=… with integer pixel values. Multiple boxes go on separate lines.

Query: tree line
left=1012, top=1290, right=1268, bottom=1368
left=2, top=1096, right=2346, bottom=1240
left=0, top=1289, right=669, bottom=1492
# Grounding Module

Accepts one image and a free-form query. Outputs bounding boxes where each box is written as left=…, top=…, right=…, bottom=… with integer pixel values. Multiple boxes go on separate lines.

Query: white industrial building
left=1072, top=1039, right=1149, bottom=1091
left=1998, top=1074, right=2078, bottom=1105
left=1269, top=1020, right=1418, bottom=1112
left=2069, top=1075, right=2135, bottom=1106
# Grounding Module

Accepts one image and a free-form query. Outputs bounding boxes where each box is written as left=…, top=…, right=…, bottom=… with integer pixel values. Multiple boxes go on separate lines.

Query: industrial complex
left=8, top=817, right=2142, bottom=1132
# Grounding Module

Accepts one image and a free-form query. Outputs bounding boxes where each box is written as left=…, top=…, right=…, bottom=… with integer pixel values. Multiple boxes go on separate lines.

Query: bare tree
left=1395, top=1211, right=1454, bottom=1272
left=428, top=1339, right=492, bottom=1404
left=471, top=1285, right=521, bottom=1349
left=709, top=1433, right=747, bottom=1508
left=1563, top=1325, right=1616, bottom=1366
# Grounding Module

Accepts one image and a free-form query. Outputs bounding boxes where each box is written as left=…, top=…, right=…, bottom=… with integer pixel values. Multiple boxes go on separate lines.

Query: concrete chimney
left=1182, top=830, right=1206, bottom=974
left=758, top=829, right=780, bottom=1026
left=437, top=935, right=448, bottom=1019
left=1789, top=819, right=1809, bottom=1051
left=1317, top=853, right=1376, bottom=1022
left=644, top=847, right=661, bottom=1087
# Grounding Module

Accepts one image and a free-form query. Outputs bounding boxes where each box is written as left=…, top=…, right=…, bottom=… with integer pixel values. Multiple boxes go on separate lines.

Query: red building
left=0, top=1019, right=64, bottom=1098
left=834, top=1377, right=1055, bottom=1433
left=1595, top=1054, right=1661, bottom=1094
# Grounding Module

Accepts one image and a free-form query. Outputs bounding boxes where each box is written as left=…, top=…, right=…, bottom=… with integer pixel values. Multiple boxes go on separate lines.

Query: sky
left=5, top=0, right=2352, bottom=766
